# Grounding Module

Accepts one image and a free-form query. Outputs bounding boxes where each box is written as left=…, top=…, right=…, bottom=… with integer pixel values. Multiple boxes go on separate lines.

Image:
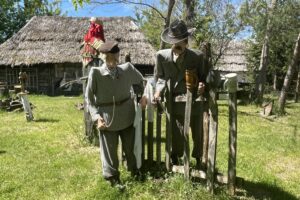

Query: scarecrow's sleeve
left=154, top=52, right=166, bottom=95
left=85, top=68, right=101, bottom=122
left=128, top=63, right=144, bottom=94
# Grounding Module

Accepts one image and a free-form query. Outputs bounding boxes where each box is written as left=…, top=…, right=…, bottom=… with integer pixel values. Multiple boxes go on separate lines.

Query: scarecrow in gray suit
left=153, top=20, right=208, bottom=168
left=85, top=41, right=147, bottom=189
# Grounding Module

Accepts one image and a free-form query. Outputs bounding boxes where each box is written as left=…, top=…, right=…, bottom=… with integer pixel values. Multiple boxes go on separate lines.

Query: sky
left=60, top=0, right=140, bottom=17
left=60, top=0, right=250, bottom=39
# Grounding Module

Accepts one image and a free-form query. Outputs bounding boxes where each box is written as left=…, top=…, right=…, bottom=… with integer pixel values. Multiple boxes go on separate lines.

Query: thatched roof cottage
left=0, top=16, right=155, bottom=95
left=215, top=41, right=249, bottom=82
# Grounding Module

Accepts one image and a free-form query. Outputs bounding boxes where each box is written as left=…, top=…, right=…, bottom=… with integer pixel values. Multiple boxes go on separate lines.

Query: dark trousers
left=98, top=125, right=137, bottom=179
left=171, top=114, right=203, bottom=159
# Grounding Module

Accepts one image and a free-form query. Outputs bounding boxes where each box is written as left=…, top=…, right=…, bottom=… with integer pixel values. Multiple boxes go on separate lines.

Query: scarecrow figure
left=81, top=17, right=106, bottom=142
left=85, top=41, right=147, bottom=190
left=153, top=19, right=208, bottom=169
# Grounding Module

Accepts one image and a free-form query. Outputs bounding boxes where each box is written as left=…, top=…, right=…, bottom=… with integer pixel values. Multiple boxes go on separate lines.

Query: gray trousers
left=172, top=114, right=203, bottom=159
left=99, top=125, right=137, bottom=179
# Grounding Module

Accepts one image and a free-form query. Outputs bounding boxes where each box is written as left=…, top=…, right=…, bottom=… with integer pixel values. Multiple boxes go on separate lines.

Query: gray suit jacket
left=154, top=48, right=207, bottom=115
left=86, top=62, right=144, bottom=131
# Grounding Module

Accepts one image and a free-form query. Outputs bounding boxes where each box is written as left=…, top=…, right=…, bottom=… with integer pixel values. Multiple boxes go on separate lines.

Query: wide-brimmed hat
left=161, top=20, right=193, bottom=44
left=90, top=17, right=103, bottom=25
left=99, top=41, right=120, bottom=54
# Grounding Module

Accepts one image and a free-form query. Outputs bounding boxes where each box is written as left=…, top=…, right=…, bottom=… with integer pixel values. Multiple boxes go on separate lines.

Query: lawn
left=0, top=95, right=299, bottom=200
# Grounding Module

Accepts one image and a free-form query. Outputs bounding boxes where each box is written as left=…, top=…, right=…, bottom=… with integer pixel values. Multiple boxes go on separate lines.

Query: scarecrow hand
left=197, top=82, right=205, bottom=95
left=139, top=96, right=147, bottom=109
left=97, top=117, right=106, bottom=129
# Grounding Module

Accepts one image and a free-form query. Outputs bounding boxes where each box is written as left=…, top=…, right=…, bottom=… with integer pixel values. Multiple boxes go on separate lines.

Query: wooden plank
left=207, top=89, right=218, bottom=194
left=172, top=165, right=232, bottom=184
left=202, top=109, right=209, bottom=167
left=228, top=92, right=237, bottom=195
left=183, top=89, right=192, bottom=180
left=147, top=121, right=154, bottom=165
left=142, top=110, right=146, bottom=165
left=156, top=111, right=162, bottom=166
left=19, top=93, right=34, bottom=121
left=165, top=79, right=173, bottom=171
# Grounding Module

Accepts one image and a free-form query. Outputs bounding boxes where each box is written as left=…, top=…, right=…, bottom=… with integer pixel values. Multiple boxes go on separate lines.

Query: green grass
left=0, top=95, right=299, bottom=199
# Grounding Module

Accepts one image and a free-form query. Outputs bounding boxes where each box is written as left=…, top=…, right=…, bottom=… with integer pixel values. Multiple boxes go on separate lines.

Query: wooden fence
left=138, top=79, right=238, bottom=195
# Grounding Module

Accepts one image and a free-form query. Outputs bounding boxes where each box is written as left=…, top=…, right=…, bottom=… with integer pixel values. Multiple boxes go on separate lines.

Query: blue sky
left=61, top=0, right=138, bottom=17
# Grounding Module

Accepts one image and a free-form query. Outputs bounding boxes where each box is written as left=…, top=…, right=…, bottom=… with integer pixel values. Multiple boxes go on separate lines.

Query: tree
left=0, top=0, right=61, bottom=44
left=193, top=0, right=243, bottom=66
left=241, top=0, right=300, bottom=103
left=278, top=33, right=300, bottom=114
left=254, top=0, right=277, bottom=104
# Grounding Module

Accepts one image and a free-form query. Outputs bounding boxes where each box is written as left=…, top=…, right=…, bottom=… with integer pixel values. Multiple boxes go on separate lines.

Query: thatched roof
left=0, top=16, right=155, bottom=67
left=215, top=41, right=248, bottom=72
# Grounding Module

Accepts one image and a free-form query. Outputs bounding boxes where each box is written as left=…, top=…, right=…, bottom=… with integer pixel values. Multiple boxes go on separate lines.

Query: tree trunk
left=255, top=0, right=277, bottom=104
left=278, top=33, right=300, bottom=114
left=185, top=0, right=195, bottom=28
left=273, top=73, right=277, bottom=91
left=159, top=0, right=175, bottom=50
left=295, top=68, right=300, bottom=103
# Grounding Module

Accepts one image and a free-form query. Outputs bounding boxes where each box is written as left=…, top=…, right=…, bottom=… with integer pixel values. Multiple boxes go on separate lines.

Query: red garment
left=81, top=22, right=105, bottom=67
left=84, top=22, right=105, bottom=43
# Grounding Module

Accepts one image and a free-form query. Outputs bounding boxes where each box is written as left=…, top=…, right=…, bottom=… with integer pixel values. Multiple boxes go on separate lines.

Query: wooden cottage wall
left=0, top=66, right=6, bottom=84
left=0, top=66, right=39, bottom=92
left=38, top=63, right=82, bottom=96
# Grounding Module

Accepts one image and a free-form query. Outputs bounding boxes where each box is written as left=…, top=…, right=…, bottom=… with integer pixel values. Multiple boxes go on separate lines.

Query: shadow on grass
left=34, top=118, right=59, bottom=123
left=0, top=150, right=6, bottom=154
left=236, top=179, right=298, bottom=200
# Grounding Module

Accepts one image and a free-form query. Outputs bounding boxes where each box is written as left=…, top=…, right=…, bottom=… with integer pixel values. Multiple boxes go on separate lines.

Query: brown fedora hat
left=161, top=19, right=193, bottom=44
left=99, top=41, right=120, bottom=54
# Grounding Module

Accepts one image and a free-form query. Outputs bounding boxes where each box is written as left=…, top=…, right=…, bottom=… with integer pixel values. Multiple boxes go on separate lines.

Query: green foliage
left=194, top=0, right=243, bottom=65
left=135, top=8, right=165, bottom=50
left=240, top=0, right=300, bottom=89
left=0, top=0, right=62, bottom=44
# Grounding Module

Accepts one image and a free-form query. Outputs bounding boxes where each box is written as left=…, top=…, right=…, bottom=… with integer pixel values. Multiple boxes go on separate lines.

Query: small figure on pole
left=18, top=72, right=34, bottom=121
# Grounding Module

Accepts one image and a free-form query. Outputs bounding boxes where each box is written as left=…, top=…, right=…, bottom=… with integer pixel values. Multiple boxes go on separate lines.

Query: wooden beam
left=142, top=110, right=145, bottom=164
left=228, top=92, right=237, bottom=195
left=156, top=111, right=162, bottom=166
left=165, top=79, right=173, bottom=171
left=207, top=88, right=218, bottom=194
left=183, top=89, right=192, bottom=180
left=172, top=165, right=238, bottom=184
left=147, top=121, right=154, bottom=165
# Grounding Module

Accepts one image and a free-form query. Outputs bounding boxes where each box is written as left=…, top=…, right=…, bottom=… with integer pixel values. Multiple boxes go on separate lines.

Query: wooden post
left=202, top=106, right=209, bottom=167
left=142, top=110, right=146, bottom=165
left=228, top=91, right=237, bottom=195
left=19, top=93, right=34, bottom=121
left=166, top=79, right=173, bottom=171
left=206, top=89, right=218, bottom=193
left=183, top=89, right=192, bottom=180
left=156, top=111, right=162, bottom=166
left=147, top=121, right=154, bottom=165
left=183, top=69, right=198, bottom=180
left=18, top=72, right=34, bottom=121
left=223, top=73, right=238, bottom=195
